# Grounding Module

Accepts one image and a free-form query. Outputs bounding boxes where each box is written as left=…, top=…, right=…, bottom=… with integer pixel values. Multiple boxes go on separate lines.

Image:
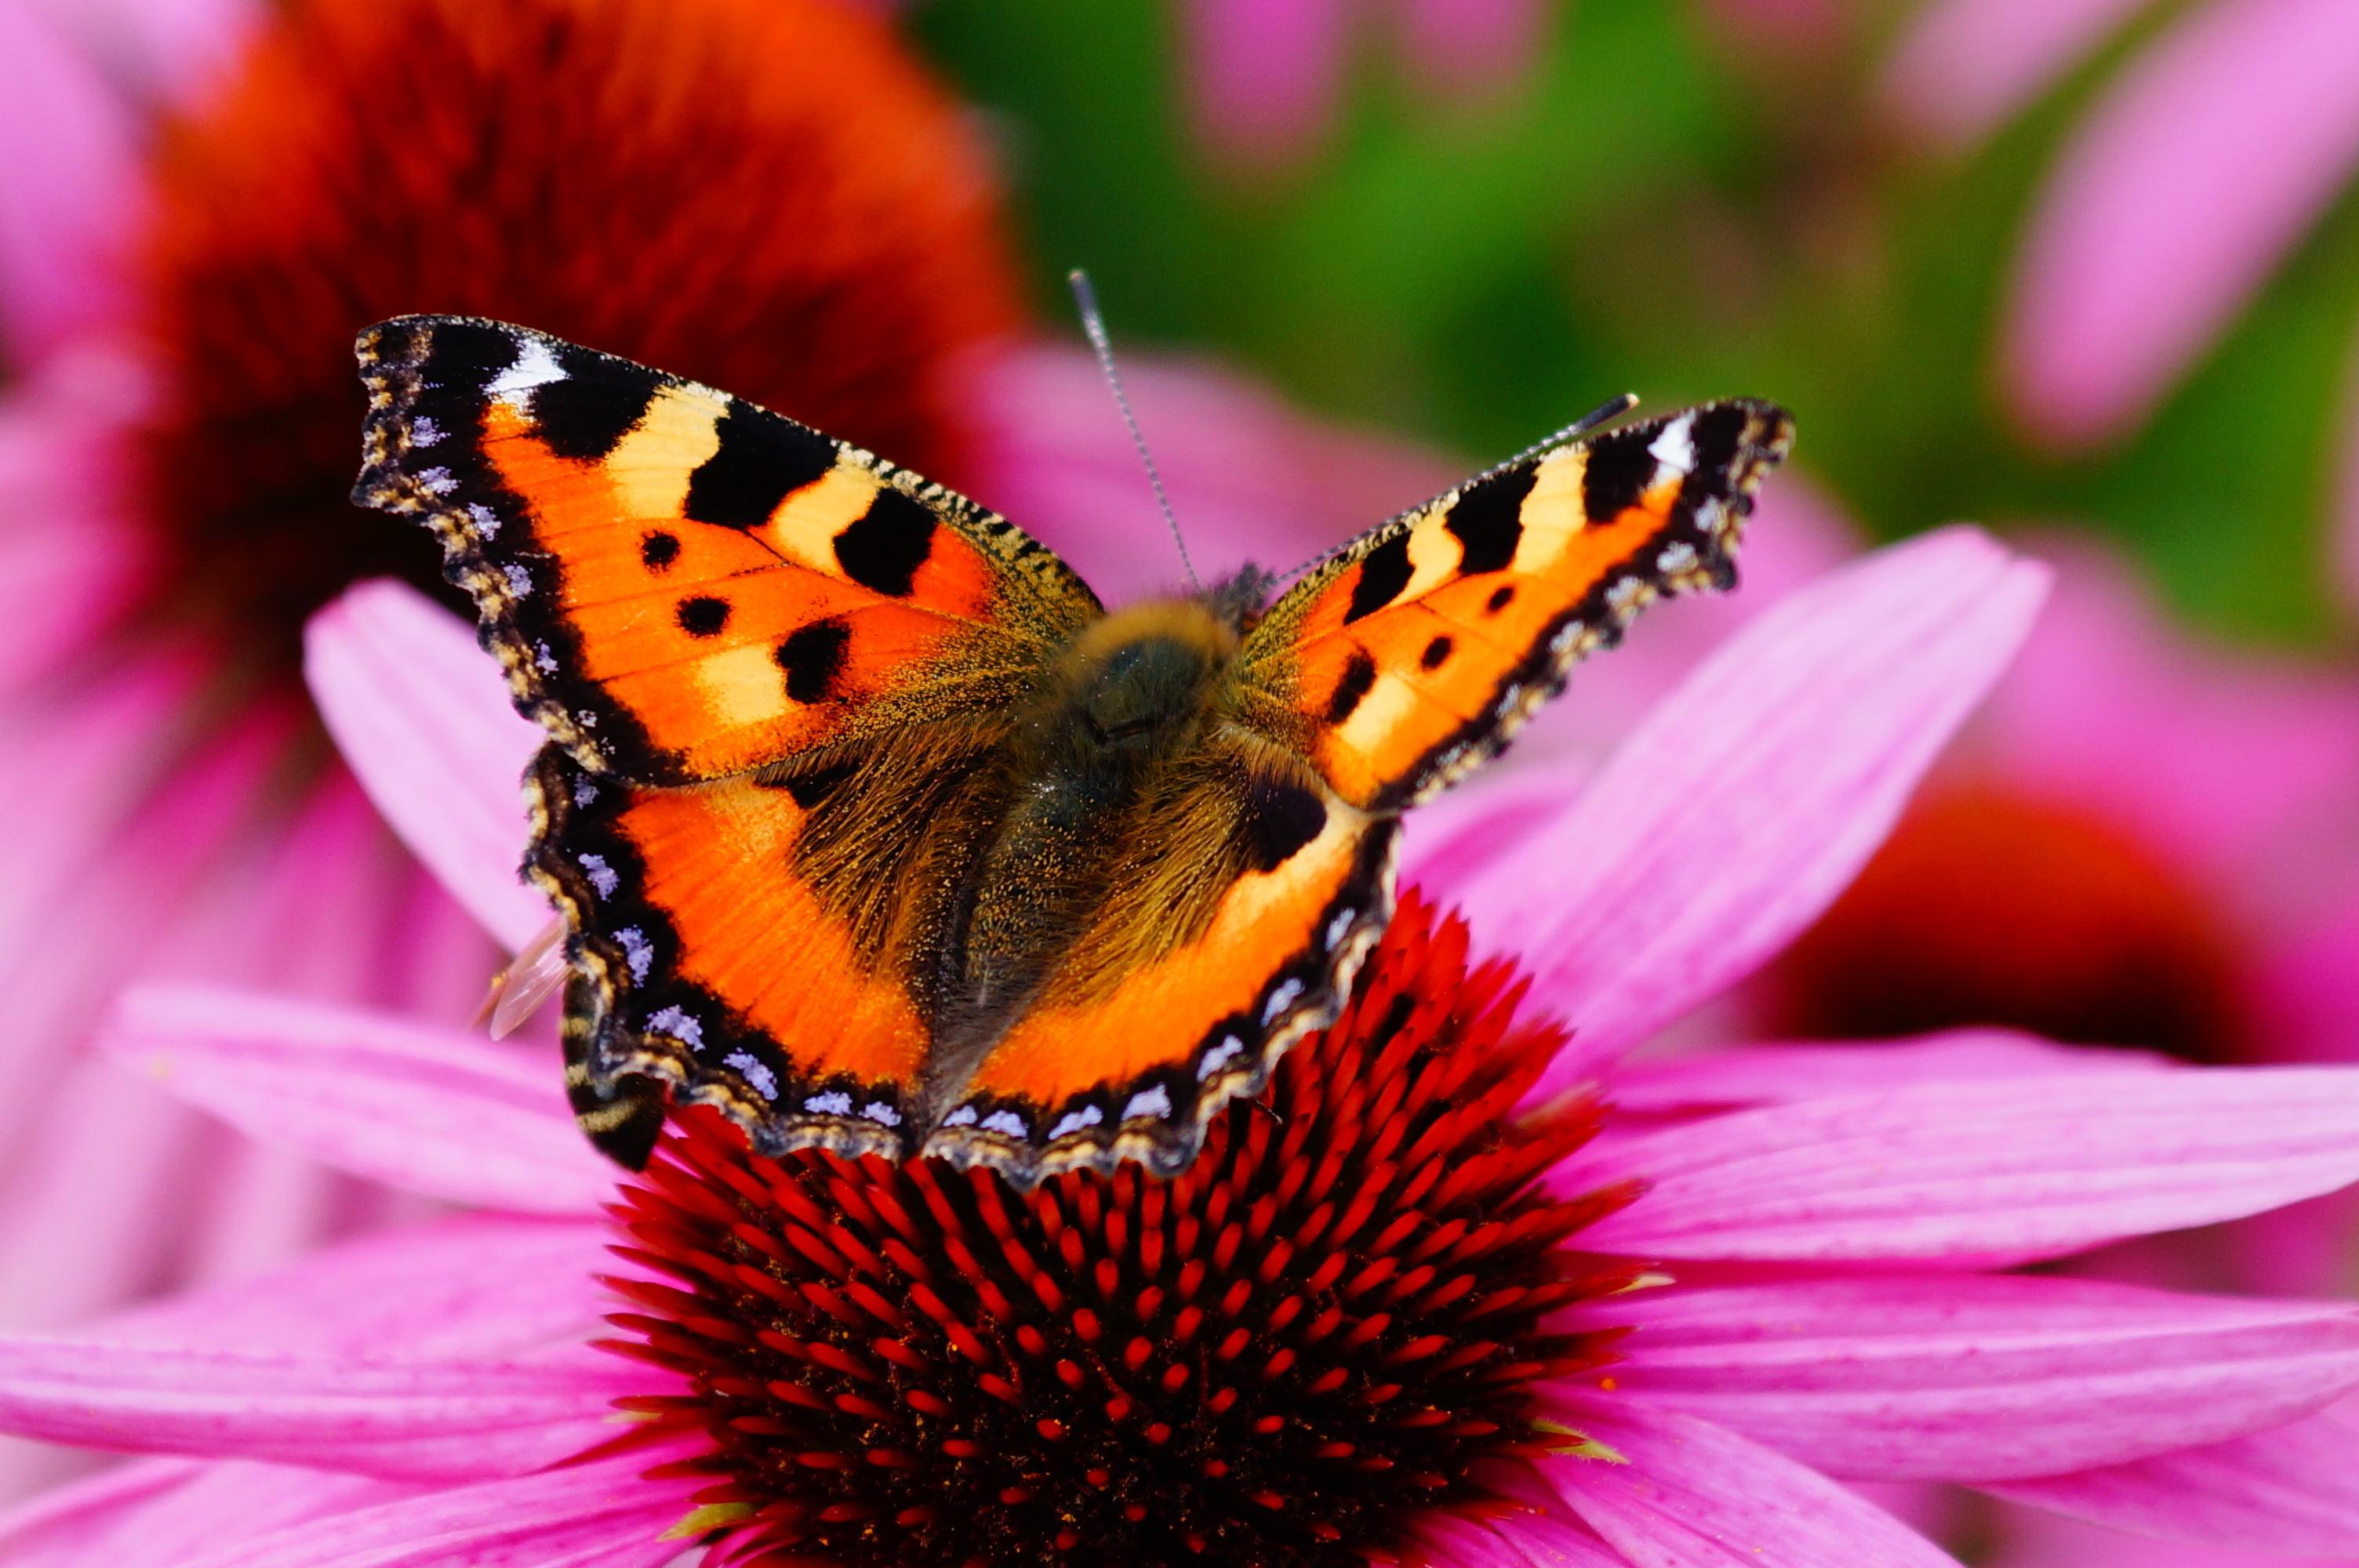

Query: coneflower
left=8, top=529, right=2359, bottom=1566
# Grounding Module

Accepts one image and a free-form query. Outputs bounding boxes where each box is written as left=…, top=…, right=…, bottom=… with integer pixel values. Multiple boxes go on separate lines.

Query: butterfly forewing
left=1238, top=399, right=1794, bottom=811
left=353, top=314, right=1098, bottom=785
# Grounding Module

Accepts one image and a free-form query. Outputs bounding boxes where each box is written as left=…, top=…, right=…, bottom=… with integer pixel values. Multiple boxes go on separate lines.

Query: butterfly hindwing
left=354, top=314, right=1100, bottom=784
left=1238, top=400, right=1794, bottom=811
left=529, top=738, right=995, bottom=1165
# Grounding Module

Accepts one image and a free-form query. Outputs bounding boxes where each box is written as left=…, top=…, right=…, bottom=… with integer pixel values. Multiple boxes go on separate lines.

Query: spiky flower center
left=133, top=0, right=1020, bottom=664
left=1763, top=785, right=2242, bottom=1059
left=605, top=897, right=1640, bottom=1566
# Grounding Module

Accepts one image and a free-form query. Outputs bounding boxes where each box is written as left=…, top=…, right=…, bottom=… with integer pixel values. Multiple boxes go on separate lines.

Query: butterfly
left=352, top=314, right=1792, bottom=1188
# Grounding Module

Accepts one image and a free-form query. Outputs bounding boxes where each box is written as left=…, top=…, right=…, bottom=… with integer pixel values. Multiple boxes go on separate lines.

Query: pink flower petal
left=1609, top=1031, right=2169, bottom=1114
left=1409, top=1501, right=1628, bottom=1566
left=174, top=1451, right=697, bottom=1568
left=1986, top=1504, right=2354, bottom=1568
left=1552, top=1275, right=2359, bottom=1481
left=1988, top=1399, right=2359, bottom=1555
left=1569, top=1066, right=2359, bottom=1264
left=97, top=983, right=610, bottom=1214
left=0, top=1459, right=403, bottom=1568
left=0, top=699, right=304, bottom=1345
left=1183, top=0, right=1353, bottom=167
left=104, top=1214, right=610, bottom=1357
left=0, top=1338, right=627, bottom=1480
left=1878, top=0, right=2154, bottom=151
left=1405, top=768, right=1591, bottom=901
left=0, top=1457, right=192, bottom=1566
left=305, top=580, right=553, bottom=952
left=29, top=0, right=262, bottom=109
left=2002, top=0, right=2359, bottom=448
left=0, top=354, right=157, bottom=686
left=0, top=760, right=493, bottom=1440
left=0, top=652, right=248, bottom=1113
left=1394, top=0, right=1545, bottom=98
left=1970, top=531, right=2359, bottom=883
left=0, top=0, right=141, bottom=360
left=1536, top=1399, right=1960, bottom=1566
left=1456, top=528, right=2048, bottom=1087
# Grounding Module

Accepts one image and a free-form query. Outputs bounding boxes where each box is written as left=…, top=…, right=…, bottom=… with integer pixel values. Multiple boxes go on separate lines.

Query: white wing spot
left=417, top=466, right=457, bottom=496
left=410, top=416, right=442, bottom=447
left=615, top=926, right=653, bottom=983
left=1607, top=576, right=1652, bottom=619
left=803, top=1091, right=853, bottom=1116
left=646, top=1005, right=703, bottom=1050
left=1261, top=978, right=1305, bottom=1025
left=1199, top=1035, right=1245, bottom=1080
left=1656, top=542, right=1700, bottom=576
left=1648, top=413, right=1696, bottom=475
left=1049, top=1105, right=1103, bottom=1141
left=941, top=1105, right=980, bottom=1127
left=466, top=503, right=501, bottom=539
left=1325, top=909, right=1355, bottom=951
left=503, top=564, right=533, bottom=597
left=576, top=853, right=618, bottom=898
left=863, top=1102, right=903, bottom=1127
left=1122, top=1085, right=1174, bottom=1121
left=486, top=336, right=565, bottom=402
left=981, top=1110, right=1029, bottom=1138
left=725, top=1052, right=779, bottom=1098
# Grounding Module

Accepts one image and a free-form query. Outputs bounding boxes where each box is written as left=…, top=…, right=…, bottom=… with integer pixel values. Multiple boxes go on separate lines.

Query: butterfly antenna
left=1516, top=393, right=1638, bottom=466
left=1069, top=269, right=1200, bottom=591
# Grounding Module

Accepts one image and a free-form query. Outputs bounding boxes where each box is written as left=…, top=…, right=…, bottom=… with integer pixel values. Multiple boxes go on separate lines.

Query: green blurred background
left=914, top=0, right=2359, bottom=647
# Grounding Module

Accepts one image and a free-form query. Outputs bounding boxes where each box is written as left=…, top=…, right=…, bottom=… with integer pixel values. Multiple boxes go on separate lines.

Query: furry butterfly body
left=353, top=315, right=1792, bottom=1186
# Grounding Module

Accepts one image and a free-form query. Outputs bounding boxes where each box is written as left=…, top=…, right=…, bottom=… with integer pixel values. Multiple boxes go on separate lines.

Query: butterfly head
left=1205, top=562, right=1282, bottom=635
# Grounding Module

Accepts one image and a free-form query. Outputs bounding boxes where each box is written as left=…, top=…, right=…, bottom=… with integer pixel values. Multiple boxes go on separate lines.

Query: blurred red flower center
left=603, top=895, right=1641, bottom=1566
left=131, top=0, right=1021, bottom=667
left=1763, top=785, right=2242, bottom=1060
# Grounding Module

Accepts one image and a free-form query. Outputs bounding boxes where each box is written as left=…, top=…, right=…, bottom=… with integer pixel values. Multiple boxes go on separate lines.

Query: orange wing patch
left=354, top=314, right=1098, bottom=784
left=527, top=748, right=935, bottom=1162
left=1240, top=399, right=1793, bottom=811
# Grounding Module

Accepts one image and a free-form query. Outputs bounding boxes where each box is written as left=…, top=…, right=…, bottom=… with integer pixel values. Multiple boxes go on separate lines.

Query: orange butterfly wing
left=354, top=315, right=1096, bottom=785
left=527, top=748, right=961, bottom=1164
left=354, top=316, right=1090, bottom=1165
left=1238, top=400, right=1794, bottom=811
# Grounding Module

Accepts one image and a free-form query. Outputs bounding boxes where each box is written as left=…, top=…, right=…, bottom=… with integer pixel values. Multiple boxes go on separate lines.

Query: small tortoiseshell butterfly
left=352, top=315, right=1792, bottom=1188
